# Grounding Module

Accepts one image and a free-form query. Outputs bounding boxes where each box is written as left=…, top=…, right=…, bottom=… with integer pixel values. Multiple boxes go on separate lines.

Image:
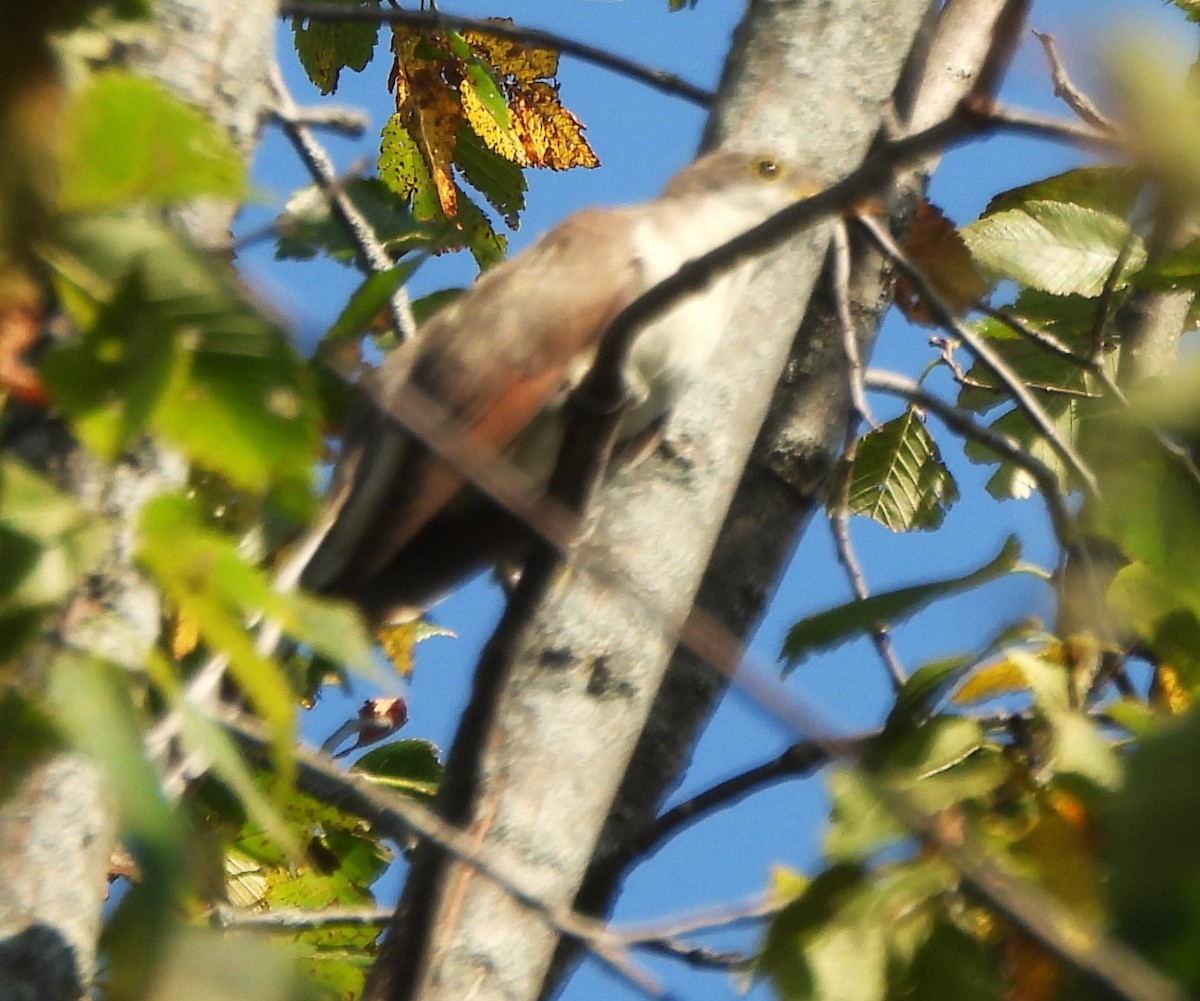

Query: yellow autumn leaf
left=1151, top=663, right=1191, bottom=714
left=378, top=619, right=456, bottom=678
left=462, top=28, right=560, bottom=83
left=460, top=76, right=526, bottom=165
left=510, top=81, right=600, bottom=170
left=168, top=607, right=201, bottom=659
left=951, top=658, right=1028, bottom=704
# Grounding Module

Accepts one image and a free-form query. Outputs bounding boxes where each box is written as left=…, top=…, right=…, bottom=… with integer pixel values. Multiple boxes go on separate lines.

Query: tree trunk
left=363, top=3, right=940, bottom=1001
left=0, top=2, right=276, bottom=995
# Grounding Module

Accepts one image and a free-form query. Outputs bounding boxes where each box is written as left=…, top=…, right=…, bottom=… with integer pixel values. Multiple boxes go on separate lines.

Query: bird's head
left=661, top=150, right=823, bottom=220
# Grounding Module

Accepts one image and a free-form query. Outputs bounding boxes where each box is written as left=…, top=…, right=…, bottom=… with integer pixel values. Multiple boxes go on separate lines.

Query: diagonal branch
left=269, top=63, right=417, bottom=342
left=279, top=1, right=714, bottom=107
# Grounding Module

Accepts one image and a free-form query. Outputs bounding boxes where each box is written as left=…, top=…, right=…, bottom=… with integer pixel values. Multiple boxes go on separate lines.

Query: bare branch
left=626, top=739, right=844, bottom=859
left=1033, top=30, right=1117, bottom=132
left=279, top=2, right=713, bottom=108
left=269, top=63, right=417, bottom=342
left=829, top=462, right=908, bottom=690
left=212, top=905, right=392, bottom=929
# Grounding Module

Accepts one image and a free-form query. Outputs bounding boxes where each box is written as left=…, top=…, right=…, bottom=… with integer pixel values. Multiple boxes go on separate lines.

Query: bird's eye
left=755, top=158, right=783, bottom=180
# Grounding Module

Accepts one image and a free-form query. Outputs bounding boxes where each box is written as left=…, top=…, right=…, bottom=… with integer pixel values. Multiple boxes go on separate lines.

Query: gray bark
left=365, top=3, right=940, bottom=1001
left=566, top=1, right=1026, bottom=972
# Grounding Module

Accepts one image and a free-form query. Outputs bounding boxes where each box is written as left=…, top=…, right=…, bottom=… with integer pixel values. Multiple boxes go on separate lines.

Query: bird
left=298, top=149, right=819, bottom=625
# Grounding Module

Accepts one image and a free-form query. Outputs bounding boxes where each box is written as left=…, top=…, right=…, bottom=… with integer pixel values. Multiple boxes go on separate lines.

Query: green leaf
left=961, top=200, right=1145, bottom=297
left=1172, top=0, right=1200, bottom=23
left=885, top=655, right=975, bottom=733
left=139, top=495, right=298, bottom=783
left=782, top=537, right=1022, bottom=667
left=47, top=653, right=187, bottom=881
left=275, top=178, right=445, bottom=264
left=825, top=769, right=906, bottom=860
left=1108, top=707, right=1200, bottom=990
left=379, top=116, right=437, bottom=209
left=177, top=704, right=302, bottom=861
left=43, top=212, right=320, bottom=516
left=292, top=0, right=381, bottom=94
left=455, top=121, right=528, bottom=230
left=140, top=493, right=374, bottom=677
left=321, top=260, right=425, bottom=350
left=900, top=922, right=1000, bottom=1001
left=0, top=461, right=107, bottom=659
left=955, top=292, right=1108, bottom=417
left=1108, top=563, right=1200, bottom=688
left=351, top=739, right=442, bottom=799
left=962, top=394, right=1081, bottom=500
left=42, top=265, right=190, bottom=458
left=982, top=166, right=1143, bottom=219
left=757, top=865, right=873, bottom=1001
left=57, top=71, right=245, bottom=212
left=845, top=409, right=959, bottom=531
left=453, top=187, right=508, bottom=268
left=1083, top=417, right=1200, bottom=586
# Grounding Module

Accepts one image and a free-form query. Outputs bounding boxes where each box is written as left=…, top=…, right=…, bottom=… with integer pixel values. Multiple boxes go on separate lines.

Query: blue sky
left=235, top=2, right=1184, bottom=998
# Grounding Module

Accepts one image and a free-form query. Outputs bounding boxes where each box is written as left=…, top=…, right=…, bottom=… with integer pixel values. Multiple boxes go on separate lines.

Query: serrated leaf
left=955, top=293, right=1107, bottom=417
left=962, top=201, right=1145, bottom=297
left=982, top=166, right=1143, bottom=219
left=57, top=71, right=245, bottom=212
left=292, top=0, right=380, bottom=95
left=845, top=409, right=959, bottom=531
left=454, top=122, right=528, bottom=229
left=782, top=537, right=1022, bottom=668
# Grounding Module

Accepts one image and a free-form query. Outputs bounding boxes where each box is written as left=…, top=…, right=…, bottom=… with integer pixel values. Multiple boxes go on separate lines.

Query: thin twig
left=855, top=214, right=1100, bottom=499
left=280, top=2, right=713, bottom=107
left=627, top=739, right=844, bottom=858
left=1089, top=229, right=1137, bottom=363
left=985, top=102, right=1117, bottom=147
left=1032, top=30, right=1117, bottom=132
left=269, top=63, right=417, bottom=342
left=830, top=460, right=908, bottom=690
left=832, top=220, right=872, bottom=425
left=212, top=904, right=393, bottom=929
left=612, top=894, right=780, bottom=946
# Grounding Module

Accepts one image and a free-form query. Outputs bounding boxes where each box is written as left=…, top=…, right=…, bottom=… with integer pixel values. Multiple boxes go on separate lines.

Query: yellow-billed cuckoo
left=300, top=150, right=817, bottom=623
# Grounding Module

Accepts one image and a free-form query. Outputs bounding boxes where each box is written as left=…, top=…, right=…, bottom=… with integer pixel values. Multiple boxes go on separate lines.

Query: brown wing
left=303, top=208, right=643, bottom=597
